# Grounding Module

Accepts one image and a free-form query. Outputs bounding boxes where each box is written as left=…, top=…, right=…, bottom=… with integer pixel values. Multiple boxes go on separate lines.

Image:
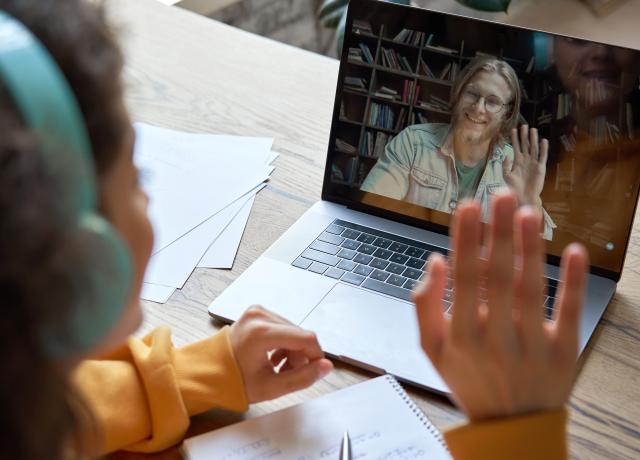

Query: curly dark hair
left=0, top=0, right=126, bottom=458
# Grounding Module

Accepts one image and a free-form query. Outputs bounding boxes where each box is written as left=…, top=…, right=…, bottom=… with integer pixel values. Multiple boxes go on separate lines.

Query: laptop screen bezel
left=320, top=0, right=640, bottom=283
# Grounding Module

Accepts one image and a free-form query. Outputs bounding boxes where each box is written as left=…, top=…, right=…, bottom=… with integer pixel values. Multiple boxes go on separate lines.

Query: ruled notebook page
left=183, top=375, right=451, bottom=460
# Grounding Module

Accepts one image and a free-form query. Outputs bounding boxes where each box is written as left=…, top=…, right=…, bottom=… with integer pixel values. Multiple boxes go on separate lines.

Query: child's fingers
left=267, top=358, right=333, bottom=397
left=553, top=243, right=588, bottom=353
left=450, top=202, right=482, bottom=341
left=414, top=253, right=448, bottom=363
left=514, top=207, right=545, bottom=348
left=486, top=192, right=517, bottom=337
left=256, top=324, right=324, bottom=362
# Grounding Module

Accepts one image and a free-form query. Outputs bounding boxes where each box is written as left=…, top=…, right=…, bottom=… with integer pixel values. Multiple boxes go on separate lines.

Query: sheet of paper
left=198, top=189, right=259, bottom=269
left=144, top=184, right=264, bottom=288
left=183, top=375, right=450, bottom=460
left=141, top=283, right=175, bottom=304
left=133, top=123, right=274, bottom=254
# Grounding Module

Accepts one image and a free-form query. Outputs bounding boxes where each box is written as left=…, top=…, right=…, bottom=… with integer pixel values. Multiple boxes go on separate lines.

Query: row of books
left=579, top=79, right=618, bottom=106
left=349, top=44, right=374, bottom=64
left=392, top=29, right=434, bottom=47
left=344, top=76, right=368, bottom=93
left=557, top=93, right=573, bottom=120
left=420, top=60, right=459, bottom=81
left=402, top=80, right=421, bottom=104
left=369, top=102, right=396, bottom=130
left=353, top=19, right=374, bottom=35
left=360, top=130, right=390, bottom=158
left=380, top=47, right=413, bottom=73
left=409, top=111, right=428, bottom=125
left=331, top=157, right=360, bottom=184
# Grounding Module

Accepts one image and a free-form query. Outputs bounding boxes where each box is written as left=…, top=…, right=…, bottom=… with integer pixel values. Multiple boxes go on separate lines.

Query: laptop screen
left=322, top=0, right=640, bottom=277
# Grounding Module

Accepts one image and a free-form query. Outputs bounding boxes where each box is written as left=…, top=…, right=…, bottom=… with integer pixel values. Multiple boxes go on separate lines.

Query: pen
left=339, top=431, right=352, bottom=460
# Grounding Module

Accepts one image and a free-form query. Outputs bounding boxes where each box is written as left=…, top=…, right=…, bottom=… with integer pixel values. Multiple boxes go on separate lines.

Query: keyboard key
left=362, top=278, right=412, bottom=301
left=373, top=248, right=393, bottom=259
left=546, top=283, right=557, bottom=298
left=300, top=248, right=340, bottom=266
left=372, top=237, right=392, bottom=248
left=309, top=262, right=329, bottom=274
left=405, top=247, right=425, bottom=258
left=357, top=233, right=376, bottom=244
left=354, top=253, right=373, bottom=264
left=442, top=300, right=452, bottom=312
left=370, top=269, right=390, bottom=281
left=418, top=250, right=431, bottom=261
left=387, top=274, right=408, bottom=287
left=326, top=224, right=345, bottom=235
left=341, top=239, right=361, bottom=250
left=354, top=264, right=373, bottom=276
left=357, top=244, right=376, bottom=255
left=385, top=263, right=406, bottom=275
left=342, top=229, right=361, bottom=239
left=342, top=272, right=365, bottom=286
left=292, top=257, right=312, bottom=270
left=389, top=253, right=409, bottom=264
left=403, top=279, right=418, bottom=291
left=405, top=258, right=425, bottom=269
left=310, top=240, right=340, bottom=255
left=370, top=258, right=389, bottom=270
left=317, top=232, right=344, bottom=246
left=443, top=289, right=454, bottom=302
left=324, top=267, right=345, bottom=279
left=337, top=259, right=357, bottom=271
left=389, top=242, right=408, bottom=253
left=337, top=248, right=357, bottom=259
left=403, top=267, right=422, bottom=280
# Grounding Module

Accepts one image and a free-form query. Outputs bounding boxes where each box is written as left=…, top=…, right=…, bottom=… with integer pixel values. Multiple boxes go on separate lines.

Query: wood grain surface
left=106, top=1, right=639, bottom=458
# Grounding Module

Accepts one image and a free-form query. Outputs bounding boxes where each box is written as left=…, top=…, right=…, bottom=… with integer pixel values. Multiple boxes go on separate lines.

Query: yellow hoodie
left=73, top=327, right=567, bottom=459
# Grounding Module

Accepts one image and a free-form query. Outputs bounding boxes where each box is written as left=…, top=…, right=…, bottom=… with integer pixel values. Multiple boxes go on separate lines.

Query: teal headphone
left=0, top=11, right=132, bottom=356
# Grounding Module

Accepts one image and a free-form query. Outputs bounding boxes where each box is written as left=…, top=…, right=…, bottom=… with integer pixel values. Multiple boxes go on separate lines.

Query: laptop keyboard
left=291, top=219, right=558, bottom=320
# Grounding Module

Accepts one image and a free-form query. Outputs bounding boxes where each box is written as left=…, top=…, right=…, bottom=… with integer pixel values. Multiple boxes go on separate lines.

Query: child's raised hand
left=229, top=305, right=333, bottom=403
left=414, top=191, right=588, bottom=420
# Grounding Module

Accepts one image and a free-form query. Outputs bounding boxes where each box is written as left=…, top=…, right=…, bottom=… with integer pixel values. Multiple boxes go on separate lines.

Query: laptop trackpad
left=301, top=283, right=448, bottom=393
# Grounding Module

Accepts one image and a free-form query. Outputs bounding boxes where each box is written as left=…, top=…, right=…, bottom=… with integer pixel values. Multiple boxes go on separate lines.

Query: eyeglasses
left=460, top=89, right=509, bottom=114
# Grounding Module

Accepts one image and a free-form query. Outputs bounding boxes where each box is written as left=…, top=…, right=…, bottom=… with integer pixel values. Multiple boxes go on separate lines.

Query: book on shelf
left=349, top=44, right=373, bottom=64
left=537, top=110, right=553, bottom=125
left=410, top=111, right=428, bottom=124
left=335, top=138, right=358, bottom=155
left=394, top=107, right=407, bottom=132
left=424, top=44, right=458, bottom=55
left=369, top=102, right=395, bottom=130
left=393, top=28, right=425, bottom=47
left=589, top=115, right=619, bottom=146
left=374, top=85, right=400, bottom=101
left=353, top=19, right=373, bottom=35
left=344, top=76, right=368, bottom=91
left=381, top=47, right=413, bottom=72
left=420, top=59, right=435, bottom=79
left=525, top=56, right=535, bottom=73
left=373, top=131, right=389, bottom=158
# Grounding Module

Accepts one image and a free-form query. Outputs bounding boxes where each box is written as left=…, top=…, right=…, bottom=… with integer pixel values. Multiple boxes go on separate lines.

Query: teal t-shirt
left=455, top=159, right=485, bottom=200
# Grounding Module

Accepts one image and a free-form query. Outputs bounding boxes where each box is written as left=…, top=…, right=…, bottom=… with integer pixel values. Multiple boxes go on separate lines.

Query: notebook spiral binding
left=385, top=374, right=450, bottom=453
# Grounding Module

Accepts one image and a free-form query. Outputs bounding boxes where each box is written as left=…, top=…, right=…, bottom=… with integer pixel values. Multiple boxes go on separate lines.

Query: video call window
left=325, top=2, right=640, bottom=274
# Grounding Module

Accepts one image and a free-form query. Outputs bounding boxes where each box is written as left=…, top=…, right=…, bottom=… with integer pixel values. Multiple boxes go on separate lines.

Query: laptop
left=209, top=0, right=640, bottom=393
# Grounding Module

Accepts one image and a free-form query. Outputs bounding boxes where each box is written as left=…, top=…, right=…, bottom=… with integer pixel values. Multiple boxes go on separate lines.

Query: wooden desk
left=107, top=0, right=639, bottom=458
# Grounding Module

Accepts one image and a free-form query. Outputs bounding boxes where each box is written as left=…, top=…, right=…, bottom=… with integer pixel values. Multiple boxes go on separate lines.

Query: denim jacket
left=360, top=123, right=556, bottom=239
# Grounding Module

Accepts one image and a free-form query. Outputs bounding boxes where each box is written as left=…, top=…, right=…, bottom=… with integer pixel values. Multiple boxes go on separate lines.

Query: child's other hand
left=414, top=191, right=588, bottom=421
left=229, top=306, right=333, bottom=404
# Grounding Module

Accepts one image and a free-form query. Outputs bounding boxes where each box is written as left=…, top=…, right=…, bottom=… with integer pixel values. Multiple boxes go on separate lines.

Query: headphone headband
left=0, top=10, right=132, bottom=357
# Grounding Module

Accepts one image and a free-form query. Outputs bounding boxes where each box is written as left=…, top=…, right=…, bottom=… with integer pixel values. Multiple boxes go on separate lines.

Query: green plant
left=456, top=0, right=511, bottom=12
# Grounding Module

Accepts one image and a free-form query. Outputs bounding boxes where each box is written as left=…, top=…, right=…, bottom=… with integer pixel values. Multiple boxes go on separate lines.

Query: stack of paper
left=133, top=123, right=276, bottom=303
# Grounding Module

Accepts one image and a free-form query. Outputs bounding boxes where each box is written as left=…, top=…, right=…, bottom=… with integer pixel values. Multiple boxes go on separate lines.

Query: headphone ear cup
left=45, top=214, right=132, bottom=357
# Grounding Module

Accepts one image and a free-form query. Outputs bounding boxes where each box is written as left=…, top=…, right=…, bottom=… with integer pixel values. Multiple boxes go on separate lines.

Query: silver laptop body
left=210, top=0, right=638, bottom=393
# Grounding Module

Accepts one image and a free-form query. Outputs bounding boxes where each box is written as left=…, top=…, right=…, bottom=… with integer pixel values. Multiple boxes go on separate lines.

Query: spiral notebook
left=182, top=375, right=451, bottom=459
